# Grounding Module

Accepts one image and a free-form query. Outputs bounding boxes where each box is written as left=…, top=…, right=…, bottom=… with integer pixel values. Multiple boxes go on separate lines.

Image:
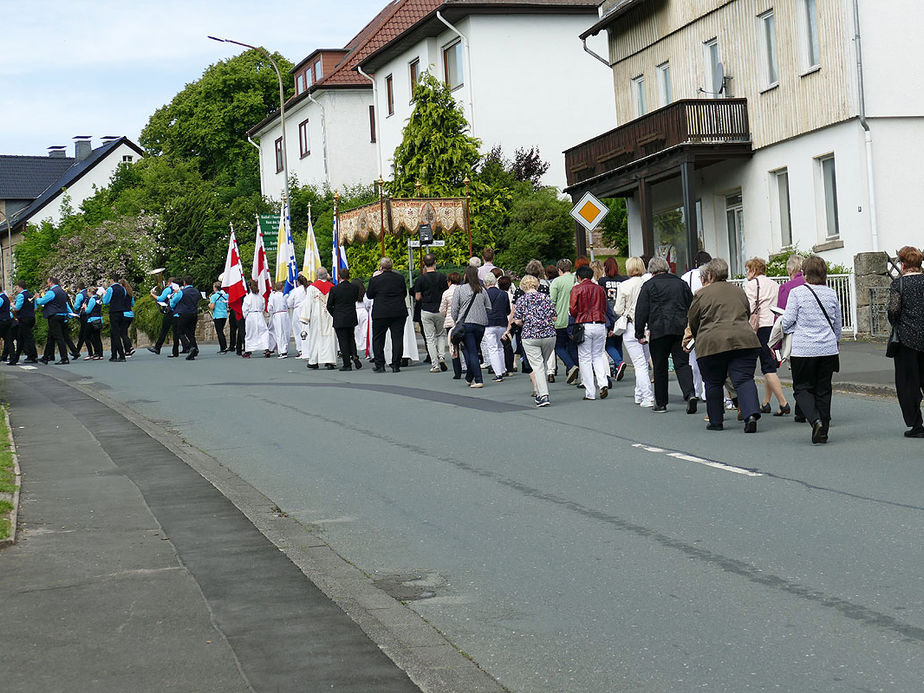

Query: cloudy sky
left=0, top=0, right=389, bottom=155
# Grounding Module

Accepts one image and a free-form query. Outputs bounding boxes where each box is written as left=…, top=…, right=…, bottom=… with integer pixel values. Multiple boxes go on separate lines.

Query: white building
left=564, top=0, right=924, bottom=274
left=358, top=0, right=617, bottom=190
left=0, top=136, right=143, bottom=288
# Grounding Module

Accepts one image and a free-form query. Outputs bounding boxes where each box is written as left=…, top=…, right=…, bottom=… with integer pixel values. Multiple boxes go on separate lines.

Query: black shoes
left=352, top=357, right=363, bottom=370
left=744, top=416, right=758, bottom=433
left=54, top=359, right=69, bottom=365
left=324, top=364, right=336, bottom=370
left=185, top=348, right=198, bottom=361
left=706, top=423, right=724, bottom=431
left=811, top=420, right=828, bottom=444
left=339, top=365, right=352, bottom=371
left=307, top=363, right=319, bottom=369
left=903, top=426, right=924, bottom=438
left=148, top=346, right=161, bottom=355
left=109, top=356, right=126, bottom=362
left=439, top=360, right=447, bottom=372
left=686, top=397, right=699, bottom=415
left=390, top=366, right=401, bottom=373
left=794, top=414, right=807, bottom=423
left=652, top=405, right=667, bottom=413
left=773, top=403, right=792, bottom=417
left=372, top=365, right=386, bottom=373
left=759, top=403, right=772, bottom=414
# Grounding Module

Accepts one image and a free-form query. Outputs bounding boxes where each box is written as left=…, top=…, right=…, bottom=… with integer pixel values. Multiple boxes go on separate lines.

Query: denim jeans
left=554, top=327, right=578, bottom=371
left=462, top=323, right=486, bottom=383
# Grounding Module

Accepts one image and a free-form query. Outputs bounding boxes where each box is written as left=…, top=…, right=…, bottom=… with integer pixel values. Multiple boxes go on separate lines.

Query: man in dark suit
left=327, top=269, right=361, bottom=371
left=365, top=257, right=408, bottom=373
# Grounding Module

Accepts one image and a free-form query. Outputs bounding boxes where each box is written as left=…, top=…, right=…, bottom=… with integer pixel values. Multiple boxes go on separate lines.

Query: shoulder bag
left=805, top=285, right=840, bottom=372
left=450, top=292, right=477, bottom=346
left=748, top=277, right=761, bottom=332
left=886, top=275, right=903, bottom=358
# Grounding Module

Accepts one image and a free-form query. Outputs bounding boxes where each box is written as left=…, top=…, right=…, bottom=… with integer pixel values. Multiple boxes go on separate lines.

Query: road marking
left=17, top=365, right=37, bottom=370
left=632, top=444, right=762, bottom=477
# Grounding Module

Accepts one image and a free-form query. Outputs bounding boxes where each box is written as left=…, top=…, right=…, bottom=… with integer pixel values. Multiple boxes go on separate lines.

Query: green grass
left=0, top=409, right=14, bottom=494
left=0, top=499, right=12, bottom=541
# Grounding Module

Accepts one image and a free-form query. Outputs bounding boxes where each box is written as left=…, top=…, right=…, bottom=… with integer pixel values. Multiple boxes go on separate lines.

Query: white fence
left=729, top=274, right=856, bottom=337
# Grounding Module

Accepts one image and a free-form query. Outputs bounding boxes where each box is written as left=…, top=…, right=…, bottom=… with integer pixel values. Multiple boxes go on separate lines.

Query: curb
left=0, top=405, right=22, bottom=549
left=756, top=375, right=895, bottom=400
left=30, top=368, right=506, bottom=693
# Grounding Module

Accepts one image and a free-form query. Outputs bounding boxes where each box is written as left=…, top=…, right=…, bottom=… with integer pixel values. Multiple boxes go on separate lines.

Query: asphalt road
left=26, top=349, right=924, bottom=691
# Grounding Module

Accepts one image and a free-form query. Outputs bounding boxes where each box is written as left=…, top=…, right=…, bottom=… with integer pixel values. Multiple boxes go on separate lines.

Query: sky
left=0, top=0, right=390, bottom=156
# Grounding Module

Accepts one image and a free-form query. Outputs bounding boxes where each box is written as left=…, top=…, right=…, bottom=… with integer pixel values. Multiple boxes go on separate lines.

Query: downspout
left=853, top=0, right=879, bottom=252
left=307, top=92, right=330, bottom=187
left=247, top=135, right=264, bottom=196
left=436, top=11, right=476, bottom=137
left=356, top=65, right=384, bottom=180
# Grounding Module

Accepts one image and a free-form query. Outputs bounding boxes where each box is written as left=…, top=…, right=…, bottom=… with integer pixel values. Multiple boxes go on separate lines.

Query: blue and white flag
left=275, top=200, right=299, bottom=294
left=331, top=209, right=348, bottom=283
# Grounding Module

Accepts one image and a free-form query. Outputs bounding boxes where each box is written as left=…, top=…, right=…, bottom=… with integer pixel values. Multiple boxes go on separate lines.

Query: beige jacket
left=614, top=275, right=647, bottom=323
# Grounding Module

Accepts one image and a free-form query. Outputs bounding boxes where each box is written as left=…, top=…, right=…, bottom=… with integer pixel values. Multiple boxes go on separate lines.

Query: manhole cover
left=374, top=573, right=444, bottom=602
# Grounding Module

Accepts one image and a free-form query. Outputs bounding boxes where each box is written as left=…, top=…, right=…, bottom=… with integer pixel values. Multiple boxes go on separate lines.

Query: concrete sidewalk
left=775, top=338, right=895, bottom=396
left=0, top=372, right=420, bottom=692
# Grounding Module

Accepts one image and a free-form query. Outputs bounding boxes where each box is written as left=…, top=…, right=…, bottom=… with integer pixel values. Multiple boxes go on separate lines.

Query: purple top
left=513, top=291, right=557, bottom=340
left=777, top=272, right=806, bottom=310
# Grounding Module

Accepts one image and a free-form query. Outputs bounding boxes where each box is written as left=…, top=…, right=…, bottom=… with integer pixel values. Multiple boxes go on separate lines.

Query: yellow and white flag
left=302, top=209, right=322, bottom=282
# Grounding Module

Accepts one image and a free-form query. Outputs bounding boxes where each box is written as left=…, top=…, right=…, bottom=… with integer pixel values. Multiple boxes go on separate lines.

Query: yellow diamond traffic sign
left=570, top=191, right=609, bottom=231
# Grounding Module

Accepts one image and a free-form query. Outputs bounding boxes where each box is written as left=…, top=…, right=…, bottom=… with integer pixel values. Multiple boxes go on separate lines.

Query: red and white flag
left=252, top=215, right=272, bottom=310
left=221, top=223, right=248, bottom=319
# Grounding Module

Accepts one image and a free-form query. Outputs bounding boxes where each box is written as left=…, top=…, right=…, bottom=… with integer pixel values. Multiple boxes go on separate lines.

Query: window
left=443, top=40, right=463, bottom=90
left=369, top=105, right=376, bottom=143
left=800, top=0, right=821, bottom=70
left=122, top=155, right=133, bottom=163
left=818, top=155, right=840, bottom=239
left=774, top=169, right=793, bottom=247
left=656, top=62, right=672, bottom=106
left=274, top=137, right=283, bottom=173
left=758, top=10, right=779, bottom=88
left=409, top=58, right=420, bottom=98
left=385, top=74, right=394, bottom=116
left=703, top=38, right=721, bottom=97
left=305, top=69, right=314, bottom=88
left=314, top=59, right=323, bottom=81
left=631, top=75, right=647, bottom=117
left=298, top=119, right=310, bottom=158
left=296, top=73, right=305, bottom=95
left=726, top=193, right=745, bottom=278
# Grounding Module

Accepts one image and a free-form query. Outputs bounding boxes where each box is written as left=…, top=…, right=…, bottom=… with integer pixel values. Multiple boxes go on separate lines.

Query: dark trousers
left=0, top=321, right=11, bottom=360
left=88, top=323, right=103, bottom=358
left=894, top=344, right=924, bottom=429
left=110, top=312, right=128, bottom=358
left=74, top=315, right=88, bottom=354
left=230, top=313, right=245, bottom=354
left=155, top=312, right=188, bottom=351
left=213, top=318, right=227, bottom=352
left=649, top=334, right=695, bottom=407
left=12, top=317, right=36, bottom=362
left=554, top=327, right=578, bottom=371
left=335, top=327, right=357, bottom=367
left=371, top=315, right=406, bottom=368
left=790, top=355, right=838, bottom=426
left=63, top=321, right=78, bottom=357
left=122, top=317, right=133, bottom=354
left=43, top=315, right=69, bottom=361
left=605, top=334, right=623, bottom=369
left=461, top=323, right=486, bottom=384
left=698, top=349, right=760, bottom=425
left=173, top=314, right=198, bottom=356
left=503, top=335, right=515, bottom=372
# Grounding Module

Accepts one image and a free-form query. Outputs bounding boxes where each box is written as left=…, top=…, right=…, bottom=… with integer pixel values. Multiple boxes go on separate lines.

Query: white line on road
left=632, top=444, right=763, bottom=477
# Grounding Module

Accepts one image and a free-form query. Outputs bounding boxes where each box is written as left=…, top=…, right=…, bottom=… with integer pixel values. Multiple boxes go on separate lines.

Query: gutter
left=307, top=92, right=330, bottom=186
left=436, top=11, right=476, bottom=137
left=853, top=0, right=879, bottom=252
left=356, top=65, right=384, bottom=180
left=582, top=36, right=614, bottom=68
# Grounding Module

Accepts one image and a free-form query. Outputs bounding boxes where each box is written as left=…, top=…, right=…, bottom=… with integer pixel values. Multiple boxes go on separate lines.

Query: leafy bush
left=767, top=247, right=851, bottom=277
left=132, top=294, right=164, bottom=342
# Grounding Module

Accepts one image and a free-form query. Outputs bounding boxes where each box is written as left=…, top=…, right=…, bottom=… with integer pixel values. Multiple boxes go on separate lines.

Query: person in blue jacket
left=169, top=276, right=200, bottom=361
left=72, top=281, right=91, bottom=358
left=102, top=273, right=130, bottom=362
left=119, top=279, right=136, bottom=357
left=0, top=288, right=12, bottom=361
left=35, top=276, right=72, bottom=364
left=9, top=281, right=38, bottom=364
left=82, top=289, right=105, bottom=360
left=147, top=276, right=188, bottom=355
left=209, top=282, right=229, bottom=354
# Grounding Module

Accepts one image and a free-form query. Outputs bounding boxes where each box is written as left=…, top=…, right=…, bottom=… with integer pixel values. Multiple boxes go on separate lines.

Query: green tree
left=498, top=186, right=575, bottom=272
left=600, top=198, right=628, bottom=254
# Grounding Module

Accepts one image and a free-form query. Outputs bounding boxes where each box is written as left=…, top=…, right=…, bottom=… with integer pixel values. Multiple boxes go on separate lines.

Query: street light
left=208, top=35, right=289, bottom=205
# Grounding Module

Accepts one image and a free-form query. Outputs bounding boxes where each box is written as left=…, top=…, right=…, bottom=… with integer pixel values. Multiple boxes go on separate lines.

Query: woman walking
left=780, top=256, right=842, bottom=444
left=481, top=272, right=510, bottom=382
left=614, top=257, right=654, bottom=407
left=687, top=258, right=762, bottom=432
left=598, top=257, right=627, bottom=381
left=440, top=272, right=464, bottom=379
left=510, top=274, right=557, bottom=407
left=209, top=282, right=229, bottom=353
left=119, top=279, right=136, bottom=357
left=887, top=246, right=924, bottom=438
left=744, top=258, right=790, bottom=416
left=451, top=265, right=492, bottom=388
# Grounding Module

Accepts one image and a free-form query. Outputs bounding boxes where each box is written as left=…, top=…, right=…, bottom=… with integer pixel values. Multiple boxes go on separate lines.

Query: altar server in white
left=299, top=268, right=337, bottom=369
left=242, top=279, right=270, bottom=358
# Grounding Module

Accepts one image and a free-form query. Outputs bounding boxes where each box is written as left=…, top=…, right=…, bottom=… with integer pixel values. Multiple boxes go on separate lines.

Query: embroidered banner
left=338, top=198, right=467, bottom=244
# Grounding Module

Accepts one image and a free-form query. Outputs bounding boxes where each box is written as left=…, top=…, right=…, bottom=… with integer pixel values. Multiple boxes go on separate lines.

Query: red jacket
left=569, top=279, right=607, bottom=324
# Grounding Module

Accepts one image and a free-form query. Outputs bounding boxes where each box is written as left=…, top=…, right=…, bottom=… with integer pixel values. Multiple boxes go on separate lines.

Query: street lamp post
left=208, top=36, right=289, bottom=206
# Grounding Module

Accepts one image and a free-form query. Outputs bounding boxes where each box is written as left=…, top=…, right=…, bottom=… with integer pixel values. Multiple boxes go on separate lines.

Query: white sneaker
left=634, top=397, right=642, bottom=405
left=278, top=354, right=288, bottom=359
left=640, top=399, right=654, bottom=408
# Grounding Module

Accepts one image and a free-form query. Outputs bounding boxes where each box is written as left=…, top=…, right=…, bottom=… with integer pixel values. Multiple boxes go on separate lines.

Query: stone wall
left=853, top=252, right=893, bottom=335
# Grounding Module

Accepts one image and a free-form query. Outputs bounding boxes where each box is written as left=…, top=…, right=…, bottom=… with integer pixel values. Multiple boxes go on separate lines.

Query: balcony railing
left=565, top=98, right=750, bottom=187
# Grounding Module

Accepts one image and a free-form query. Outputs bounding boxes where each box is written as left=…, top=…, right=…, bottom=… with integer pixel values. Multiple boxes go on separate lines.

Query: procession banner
left=338, top=198, right=467, bottom=244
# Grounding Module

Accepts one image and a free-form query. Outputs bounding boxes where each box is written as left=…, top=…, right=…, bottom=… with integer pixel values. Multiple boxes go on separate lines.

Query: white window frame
left=656, top=61, right=672, bottom=106
left=771, top=168, right=793, bottom=248
left=631, top=74, right=647, bottom=118
left=815, top=154, right=840, bottom=240
left=798, top=0, right=821, bottom=73
left=757, top=10, right=779, bottom=89
left=703, top=38, right=720, bottom=97
left=443, top=40, right=463, bottom=91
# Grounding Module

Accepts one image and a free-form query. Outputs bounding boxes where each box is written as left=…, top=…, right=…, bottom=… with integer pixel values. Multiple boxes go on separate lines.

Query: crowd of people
left=7, top=245, right=924, bottom=443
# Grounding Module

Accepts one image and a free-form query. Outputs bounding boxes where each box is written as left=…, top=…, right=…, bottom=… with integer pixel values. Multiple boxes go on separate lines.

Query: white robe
left=382, top=295, right=420, bottom=363
left=267, top=291, right=291, bottom=355
left=242, top=293, right=270, bottom=352
left=286, top=285, right=307, bottom=354
left=299, top=285, right=337, bottom=365
left=354, top=301, right=370, bottom=357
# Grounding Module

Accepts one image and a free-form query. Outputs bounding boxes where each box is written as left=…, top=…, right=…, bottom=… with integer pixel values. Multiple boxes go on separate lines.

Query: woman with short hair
left=745, top=257, right=790, bottom=416
left=781, top=256, right=842, bottom=444
left=887, top=245, right=924, bottom=438
left=510, top=274, right=557, bottom=407
left=614, top=257, right=653, bottom=407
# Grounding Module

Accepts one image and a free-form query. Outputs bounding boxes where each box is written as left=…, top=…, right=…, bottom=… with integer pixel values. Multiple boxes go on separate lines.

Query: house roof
left=579, top=0, right=651, bottom=40
left=0, top=154, right=75, bottom=201
left=359, top=0, right=600, bottom=72
left=1, top=136, right=144, bottom=232
left=248, top=0, right=444, bottom=137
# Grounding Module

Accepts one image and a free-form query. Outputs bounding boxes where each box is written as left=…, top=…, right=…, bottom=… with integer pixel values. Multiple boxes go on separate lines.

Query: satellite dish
left=713, top=61, right=725, bottom=95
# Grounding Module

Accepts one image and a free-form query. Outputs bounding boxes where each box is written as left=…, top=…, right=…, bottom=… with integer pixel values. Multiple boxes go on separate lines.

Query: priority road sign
left=570, top=191, right=609, bottom=232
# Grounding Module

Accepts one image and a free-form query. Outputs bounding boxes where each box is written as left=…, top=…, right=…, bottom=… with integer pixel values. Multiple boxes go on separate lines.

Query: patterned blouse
left=513, top=290, right=557, bottom=340
left=888, top=273, right=924, bottom=352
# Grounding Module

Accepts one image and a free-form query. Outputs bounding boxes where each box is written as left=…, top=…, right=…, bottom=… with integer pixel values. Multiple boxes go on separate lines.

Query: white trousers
left=421, top=310, right=447, bottom=363
left=577, top=323, right=609, bottom=399
left=689, top=346, right=705, bottom=399
left=482, top=326, right=506, bottom=377
left=522, top=337, right=556, bottom=398
left=623, top=324, right=654, bottom=403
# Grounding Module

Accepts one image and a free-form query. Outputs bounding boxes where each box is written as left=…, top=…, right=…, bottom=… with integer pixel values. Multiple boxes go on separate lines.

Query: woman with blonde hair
left=614, top=257, right=653, bottom=407
left=509, top=274, right=557, bottom=407
left=745, top=257, right=789, bottom=416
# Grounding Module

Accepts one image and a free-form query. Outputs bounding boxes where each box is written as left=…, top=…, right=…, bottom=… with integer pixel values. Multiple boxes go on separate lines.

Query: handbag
left=570, top=322, right=585, bottom=345
left=886, top=275, right=903, bottom=358
left=806, top=286, right=841, bottom=372
left=748, top=277, right=761, bottom=332
left=613, top=314, right=629, bottom=336
left=449, top=293, right=477, bottom=346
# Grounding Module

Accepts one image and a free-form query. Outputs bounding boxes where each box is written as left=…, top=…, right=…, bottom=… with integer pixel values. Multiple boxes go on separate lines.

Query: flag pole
left=378, top=177, right=385, bottom=258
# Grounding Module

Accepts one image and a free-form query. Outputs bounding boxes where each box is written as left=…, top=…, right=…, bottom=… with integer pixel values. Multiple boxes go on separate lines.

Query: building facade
left=565, top=0, right=924, bottom=275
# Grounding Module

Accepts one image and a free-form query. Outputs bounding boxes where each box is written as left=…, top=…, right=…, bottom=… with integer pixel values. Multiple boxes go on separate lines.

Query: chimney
left=100, top=135, right=119, bottom=145
left=47, top=146, right=67, bottom=158
left=73, top=136, right=92, bottom=161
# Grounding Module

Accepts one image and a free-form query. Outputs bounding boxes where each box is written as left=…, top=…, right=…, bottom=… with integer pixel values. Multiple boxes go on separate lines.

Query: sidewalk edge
left=0, top=405, right=21, bottom=548
left=38, top=370, right=506, bottom=693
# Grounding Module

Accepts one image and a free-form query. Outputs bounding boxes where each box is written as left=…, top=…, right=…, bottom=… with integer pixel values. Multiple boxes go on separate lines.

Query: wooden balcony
left=564, top=98, right=751, bottom=192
